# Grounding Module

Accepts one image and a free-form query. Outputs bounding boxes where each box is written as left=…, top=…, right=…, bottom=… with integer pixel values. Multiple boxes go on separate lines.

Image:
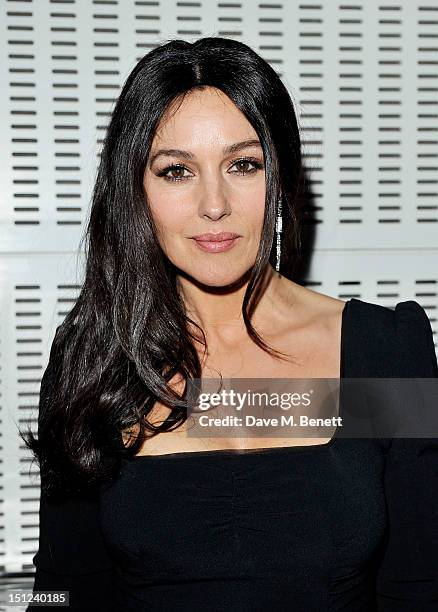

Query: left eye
left=158, top=159, right=263, bottom=182
left=231, top=159, right=262, bottom=174
left=236, top=158, right=265, bottom=176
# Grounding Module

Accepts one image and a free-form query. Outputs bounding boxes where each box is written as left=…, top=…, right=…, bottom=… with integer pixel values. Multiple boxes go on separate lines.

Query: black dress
left=28, top=298, right=438, bottom=611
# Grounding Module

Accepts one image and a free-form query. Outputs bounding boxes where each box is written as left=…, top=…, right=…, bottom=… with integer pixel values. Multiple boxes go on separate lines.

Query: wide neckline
left=129, top=297, right=353, bottom=461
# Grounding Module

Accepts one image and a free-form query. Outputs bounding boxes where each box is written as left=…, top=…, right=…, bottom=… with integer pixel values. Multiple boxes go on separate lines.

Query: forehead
left=151, top=87, right=259, bottom=151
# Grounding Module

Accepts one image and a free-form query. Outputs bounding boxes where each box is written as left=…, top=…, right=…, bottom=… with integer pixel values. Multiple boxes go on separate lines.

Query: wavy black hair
left=21, top=36, right=305, bottom=498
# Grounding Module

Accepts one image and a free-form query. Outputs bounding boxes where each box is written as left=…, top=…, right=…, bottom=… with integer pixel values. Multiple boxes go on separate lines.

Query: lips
left=191, top=232, right=241, bottom=242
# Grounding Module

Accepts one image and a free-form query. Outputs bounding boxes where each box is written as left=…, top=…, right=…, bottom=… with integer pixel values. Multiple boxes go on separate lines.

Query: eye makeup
left=155, top=157, right=264, bottom=182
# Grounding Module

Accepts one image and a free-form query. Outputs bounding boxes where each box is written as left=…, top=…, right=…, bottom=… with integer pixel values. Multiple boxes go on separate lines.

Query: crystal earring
left=275, top=197, right=283, bottom=272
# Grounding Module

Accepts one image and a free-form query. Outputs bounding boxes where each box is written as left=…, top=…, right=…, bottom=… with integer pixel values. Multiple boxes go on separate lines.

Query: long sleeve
left=27, top=331, right=117, bottom=611
left=376, top=301, right=438, bottom=610
left=28, top=492, right=117, bottom=611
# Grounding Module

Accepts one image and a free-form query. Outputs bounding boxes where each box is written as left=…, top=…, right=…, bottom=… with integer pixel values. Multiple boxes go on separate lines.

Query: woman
left=23, top=37, right=438, bottom=611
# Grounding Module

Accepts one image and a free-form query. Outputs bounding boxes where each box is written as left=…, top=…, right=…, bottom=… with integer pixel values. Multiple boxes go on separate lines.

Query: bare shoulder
left=281, top=279, right=346, bottom=333
left=257, top=278, right=347, bottom=378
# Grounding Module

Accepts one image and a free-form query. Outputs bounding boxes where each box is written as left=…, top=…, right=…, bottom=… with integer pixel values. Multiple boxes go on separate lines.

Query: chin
left=180, top=264, right=250, bottom=289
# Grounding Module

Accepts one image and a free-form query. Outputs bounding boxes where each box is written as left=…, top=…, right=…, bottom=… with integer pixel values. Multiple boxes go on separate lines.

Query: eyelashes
left=155, top=157, right=264, bottom=182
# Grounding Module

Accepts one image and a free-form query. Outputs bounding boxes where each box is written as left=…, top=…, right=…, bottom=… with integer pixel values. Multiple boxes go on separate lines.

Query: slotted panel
left=0, top=0, right=437, bottom=579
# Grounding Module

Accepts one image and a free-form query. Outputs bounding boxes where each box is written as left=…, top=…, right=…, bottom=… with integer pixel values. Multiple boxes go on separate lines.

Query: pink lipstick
left=191, top=232, right=241, bottom=253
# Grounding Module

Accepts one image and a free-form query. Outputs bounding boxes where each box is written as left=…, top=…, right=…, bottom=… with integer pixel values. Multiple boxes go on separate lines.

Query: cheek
left=144, top=176, right=182, bottom=232
left=239, top=197, right=266, bottom=231
left=148, top=201, right=197, bottom=264
left=148, top=196, right=190, bottom=237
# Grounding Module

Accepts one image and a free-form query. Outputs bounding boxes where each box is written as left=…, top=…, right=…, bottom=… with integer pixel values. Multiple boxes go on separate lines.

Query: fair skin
left=125, top=86, right=346, bottom=455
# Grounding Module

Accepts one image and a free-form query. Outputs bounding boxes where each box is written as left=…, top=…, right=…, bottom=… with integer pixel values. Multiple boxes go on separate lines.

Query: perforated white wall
left=0, top=0, right=437, bottom=579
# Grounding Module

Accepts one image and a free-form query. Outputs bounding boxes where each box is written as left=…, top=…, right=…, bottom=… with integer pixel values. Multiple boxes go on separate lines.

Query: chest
left=100, top=441, right=387, bottom=580
left=200, top=319, right=342, bottom=380
left=122, top=319, right=343, bottom=455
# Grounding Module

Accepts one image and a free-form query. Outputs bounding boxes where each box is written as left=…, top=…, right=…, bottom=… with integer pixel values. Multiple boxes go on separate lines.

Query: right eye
left=157, top=164, right=193, bottom=182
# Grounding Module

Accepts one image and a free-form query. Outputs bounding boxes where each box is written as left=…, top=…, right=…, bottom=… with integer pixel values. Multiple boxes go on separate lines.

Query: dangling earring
left=275, top=197, right=283, bottom=272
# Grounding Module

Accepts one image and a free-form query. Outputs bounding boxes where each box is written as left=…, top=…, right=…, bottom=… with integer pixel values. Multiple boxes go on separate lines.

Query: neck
left=176, top=265, right=293, bottom=346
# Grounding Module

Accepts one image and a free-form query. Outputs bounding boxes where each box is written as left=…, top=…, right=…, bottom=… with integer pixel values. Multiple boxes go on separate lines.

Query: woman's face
left=143, top=86, right=266, bottom=287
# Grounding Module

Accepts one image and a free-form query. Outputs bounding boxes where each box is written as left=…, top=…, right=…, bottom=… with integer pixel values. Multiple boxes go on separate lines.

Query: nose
left=197, top=185, right=232, bottom=221
left=198, top=193, right=231, bottom=221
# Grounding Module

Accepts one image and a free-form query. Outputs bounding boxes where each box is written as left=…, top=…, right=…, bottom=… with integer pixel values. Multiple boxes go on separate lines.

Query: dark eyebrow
left=148, top=139, right=262, bottom=167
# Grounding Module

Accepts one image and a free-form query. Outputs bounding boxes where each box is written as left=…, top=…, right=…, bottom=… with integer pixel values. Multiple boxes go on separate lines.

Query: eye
left=230, top=158, right=264, bottom=176
left=157, top=164, right=192, bottom=182
left=156, top=157, right=264, bottom=182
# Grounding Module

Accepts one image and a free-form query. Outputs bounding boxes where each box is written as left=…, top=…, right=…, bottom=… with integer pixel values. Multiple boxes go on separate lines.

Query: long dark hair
left=21, top=36, right=305, bottom=498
